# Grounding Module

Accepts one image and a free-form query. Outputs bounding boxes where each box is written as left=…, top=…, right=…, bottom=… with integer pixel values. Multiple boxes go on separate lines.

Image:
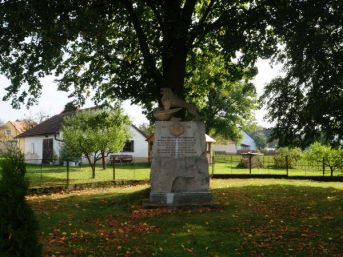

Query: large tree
left=0, top=0, right=342, bottom=138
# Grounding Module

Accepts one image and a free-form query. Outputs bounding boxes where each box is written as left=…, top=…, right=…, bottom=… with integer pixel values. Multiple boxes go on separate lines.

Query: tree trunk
left=101, top=151, right=106, bottom=170
left=162, top=45, right=187, bottom=96
left=85, top=153, right=96, bottom=179
left=91, top=166, right=96, bottom=179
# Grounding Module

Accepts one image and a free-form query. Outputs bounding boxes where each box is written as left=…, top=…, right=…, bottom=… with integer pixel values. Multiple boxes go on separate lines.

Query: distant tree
left=305, top=142, right=343, bottom=176
left=187, top=51, right=258, bottom=140
left=0, top=147, right=41, bottom=256
left=62, top=108, right=130, bottom=178
left=62, top=102, right=79, bottom=113
left=253, top=132, right=267, bottom=150
left=59, top=144, right=82, bottom=163
left=21, top=110, right=50, bottom=128
left=18, top=119, right=37, bottom=131
left=245, top=126, right=269, bottom=150
left=138, top=123, right=155, bottom=137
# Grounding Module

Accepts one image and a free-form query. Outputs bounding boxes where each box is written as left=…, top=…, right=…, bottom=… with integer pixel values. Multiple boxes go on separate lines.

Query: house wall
left=212, top=143, right=237, bottom=154
left=0, top=122, right=21, bottom=153
left=118, top=126, right=148, bottom=162
left=23, top=135, right=63, bottom=164
left=212, top=131, right=257, bottom=154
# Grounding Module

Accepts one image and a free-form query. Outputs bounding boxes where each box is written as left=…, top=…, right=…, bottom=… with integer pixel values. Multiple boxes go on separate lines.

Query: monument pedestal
left=148, top=121, right=212, bottom=206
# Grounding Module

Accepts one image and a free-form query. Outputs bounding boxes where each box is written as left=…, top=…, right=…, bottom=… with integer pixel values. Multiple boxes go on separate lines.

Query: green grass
left=28, top=179, right=343, bottom=257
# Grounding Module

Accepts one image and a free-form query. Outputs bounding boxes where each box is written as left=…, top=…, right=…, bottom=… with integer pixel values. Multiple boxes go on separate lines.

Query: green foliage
left=253, top=132, right=267, bottom=149
left=59, top=144, right=82, bottom=162
left=138, top=123, right=155, bottom=137
left=261, top=0, right=343, bottom=147
left=62, top=107, right=131, bottom=178
left=0, top=148, right=41, bottom=257
left=0, top=0, right=341, bottom=141
left=305, top=142, right=343, bottom=176
left=186, top=50, right=258, bottom=140
left=274, top=147, right=303, bottom=169
left=62, top=102, right=79, bottom=113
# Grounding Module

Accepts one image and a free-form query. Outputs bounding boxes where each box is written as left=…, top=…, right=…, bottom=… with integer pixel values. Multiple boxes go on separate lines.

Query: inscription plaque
left=153, top=121, right=206, bottom=158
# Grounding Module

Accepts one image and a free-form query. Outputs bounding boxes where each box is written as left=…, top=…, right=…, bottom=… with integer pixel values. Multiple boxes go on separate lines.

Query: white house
left=212, top=130, right=257, bottom=154
left=118, top=125, right=149, bottom=162
left=17, top=110, right=148, bottom=164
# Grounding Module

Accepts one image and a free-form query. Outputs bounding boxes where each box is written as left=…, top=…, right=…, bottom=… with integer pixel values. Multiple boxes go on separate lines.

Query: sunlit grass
left=28, top=179, right=343, bottom=257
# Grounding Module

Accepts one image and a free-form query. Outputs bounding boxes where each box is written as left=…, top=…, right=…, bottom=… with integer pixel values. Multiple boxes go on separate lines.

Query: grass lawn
left=28, top=179, right=343, bottom=256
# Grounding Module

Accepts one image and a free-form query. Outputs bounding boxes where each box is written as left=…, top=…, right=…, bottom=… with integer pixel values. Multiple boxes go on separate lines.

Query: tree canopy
left=0, top=0, right=342, bottom=142
left=261, top=1, right=343, bottom=147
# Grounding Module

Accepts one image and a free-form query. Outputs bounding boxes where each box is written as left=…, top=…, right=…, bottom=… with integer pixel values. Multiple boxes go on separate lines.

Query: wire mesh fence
left=211, top=153, right=343, bottom=177
left=0, top=158, right=151, bottom=188
left=1, top=153, right=342, bottom=189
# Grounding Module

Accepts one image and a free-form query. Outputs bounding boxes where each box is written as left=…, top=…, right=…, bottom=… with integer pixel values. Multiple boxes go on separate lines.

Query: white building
left=17, top=111, right=148, bottom=164
left=212, top=130, right=257, bottom=154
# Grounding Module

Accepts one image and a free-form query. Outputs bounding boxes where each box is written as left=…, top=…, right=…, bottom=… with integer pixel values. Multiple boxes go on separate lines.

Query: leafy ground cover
left=28, top=179, right=343, bottom=257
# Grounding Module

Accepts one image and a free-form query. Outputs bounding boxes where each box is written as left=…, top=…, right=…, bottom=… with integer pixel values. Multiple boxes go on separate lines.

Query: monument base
left=143, top=192, right=218, bottom=208
left=149, top=121, right=213, bottom=207
left=150, top=192, right=212, bottom=204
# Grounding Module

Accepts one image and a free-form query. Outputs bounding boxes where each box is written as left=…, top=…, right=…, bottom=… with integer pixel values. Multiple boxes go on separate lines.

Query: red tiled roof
left=11, top=121, right=30, bottom=134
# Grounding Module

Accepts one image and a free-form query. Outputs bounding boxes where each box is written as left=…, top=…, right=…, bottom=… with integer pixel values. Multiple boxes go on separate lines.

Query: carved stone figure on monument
left=153, top=88, right=200, bottom=121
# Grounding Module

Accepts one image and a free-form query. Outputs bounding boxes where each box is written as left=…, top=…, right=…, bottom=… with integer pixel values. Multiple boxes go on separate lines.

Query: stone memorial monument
left=148, top=88, right=212, bottom=206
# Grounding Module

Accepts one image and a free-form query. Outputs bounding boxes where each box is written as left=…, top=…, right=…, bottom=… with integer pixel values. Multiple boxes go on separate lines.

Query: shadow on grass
left=30, top=183, right=343, bottom=257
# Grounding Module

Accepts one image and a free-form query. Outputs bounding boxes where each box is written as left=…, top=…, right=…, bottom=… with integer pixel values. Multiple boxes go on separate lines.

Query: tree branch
left=181, top=0, right=198, bottom=36
left=144, top=0, right=163, bottom=29
left=188, top=0, right=216, bottom=46
left=191, top=15, right=226, bottom=48
left=120, top=0, right=162, bottom=84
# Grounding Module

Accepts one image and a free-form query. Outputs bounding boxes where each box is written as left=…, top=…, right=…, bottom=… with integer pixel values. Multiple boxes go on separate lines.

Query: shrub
left=0, top=148, right=41, bottom=257
left=274, top=147, right=302, bottom=168
left=237, top=155, right=263, bottom=168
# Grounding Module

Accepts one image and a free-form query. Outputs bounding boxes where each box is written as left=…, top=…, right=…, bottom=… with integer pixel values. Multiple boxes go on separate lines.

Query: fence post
left=66, top=160, right=70, bottom=188
left=40, top=161, right=43, bottom=187
left=322, top=157, right=325, bottom=177
left=112, top=159, right=116, bottom=181
left=211, top=155, right=214, bottom=176
left=133, top=157, right=136, bottom=180
left=286, top=155, right=289, bottom=176
left=249, top=154, right=252, bottom=174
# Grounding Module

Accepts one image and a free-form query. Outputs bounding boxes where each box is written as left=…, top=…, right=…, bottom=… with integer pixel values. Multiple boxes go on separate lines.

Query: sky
left=0, top=59, right=282, bottom=127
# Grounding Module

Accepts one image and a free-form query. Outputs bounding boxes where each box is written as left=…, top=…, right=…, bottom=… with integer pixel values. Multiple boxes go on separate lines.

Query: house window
left=122, top=140, right=134, bottom=152
left=31, top=143, right=35, bottom=154
left=5, top=129, right=11, bottom=136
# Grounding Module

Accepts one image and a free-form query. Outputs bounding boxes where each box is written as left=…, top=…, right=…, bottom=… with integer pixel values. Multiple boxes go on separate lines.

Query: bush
left=237, top=156, right=264, bottom=168
left=0, top=148, right=41, bottom=257
left=274, top=147, right=302, bottom=168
